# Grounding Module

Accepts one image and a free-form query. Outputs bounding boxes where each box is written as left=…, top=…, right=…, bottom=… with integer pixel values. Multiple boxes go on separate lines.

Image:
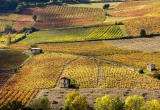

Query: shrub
left=104, top=12, right=109, bottom=16
left=140, top=29, right=147, bottom=37
left=138, top=69, right=144, bottom=74
left=94, top=95, right=111, bottom=110
left=152, top=72, right=160, bottom=80
left=103, top=4, right=110, bottom=9
left=115, top=21, right=124, bottom=25
left=30, top=97, right=51, bottom=110
left=125, top=95, right=145, bottom=110
left=64, top=91, right=88, bottom=110
left=146, top=99, right=160, bottom=110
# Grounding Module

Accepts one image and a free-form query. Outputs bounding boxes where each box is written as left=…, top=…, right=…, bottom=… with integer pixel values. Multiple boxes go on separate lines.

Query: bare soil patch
left=106, top=36, right=160, bottom=52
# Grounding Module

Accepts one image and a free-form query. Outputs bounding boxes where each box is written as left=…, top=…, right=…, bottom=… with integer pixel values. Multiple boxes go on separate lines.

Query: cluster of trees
left=1, top=91, right=160, bottom=110
left=62, top=91, right=160, bottom=110
left=0, top=0, right=19, bottom=11
left=0, top=0, right=55, bottom=13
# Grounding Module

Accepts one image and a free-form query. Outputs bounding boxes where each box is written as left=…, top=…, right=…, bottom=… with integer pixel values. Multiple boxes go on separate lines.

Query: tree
left=64, top=91, right=88, bottom=110
left=125, top=95, right=145, bottom=110
left=15, top=2, right=26, bottom=13
left=140, top=29, right=146, bottom=37
left=4, top=24, right=12, bottom=33
left=94, top=95, right=111, bottom=110
left=146, top=99, right=160, bottom=110
left=110, top=96, right=124, bottom=110
left=30, top=97, right=51, bottom=110
left=103, top=4, right=110, bottom=9
left=32, top=14, right=37, bottom=22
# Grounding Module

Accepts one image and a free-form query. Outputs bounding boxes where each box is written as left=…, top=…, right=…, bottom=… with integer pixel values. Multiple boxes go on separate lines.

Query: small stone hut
left=30, top=48, right=42, bottom=55
left=147, top=63, right=156, bottom=71
left=60, top=77, right=71, bottom=88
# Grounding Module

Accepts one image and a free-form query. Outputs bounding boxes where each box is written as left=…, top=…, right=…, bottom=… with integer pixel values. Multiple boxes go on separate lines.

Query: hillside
left=1, top=1, right=160, bottom=109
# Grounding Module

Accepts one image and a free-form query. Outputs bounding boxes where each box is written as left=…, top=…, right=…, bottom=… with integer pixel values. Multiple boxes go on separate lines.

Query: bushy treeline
left=19, top=0, right=49, bottom=1
left=0, top=0, right=19, bottom=11
left=60, top=91, right=160, bottom=110
left=0, top=0, right=53, bottom=13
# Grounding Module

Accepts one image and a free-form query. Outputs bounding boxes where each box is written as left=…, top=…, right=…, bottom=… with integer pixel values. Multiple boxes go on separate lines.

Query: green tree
left=140, top=29, right=146, bottom=37
left=64, top=91, right=88, bottom=110
left=94, top=95, right=111, bottom=110
left=32, top=14, right=37, bottom=22
left=110, top=96, right=124, bottom=110
left=125, top=95, right=145, bottom=110
left=103, top=4, right=110, bottom=9
left=15, top=2, right=26, bottom=13
left=146, top=99, right=160, bottom=110
left=30, top=97, right=51, bottom=110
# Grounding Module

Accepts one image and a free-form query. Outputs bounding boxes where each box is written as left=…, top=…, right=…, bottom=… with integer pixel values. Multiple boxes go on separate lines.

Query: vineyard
left=2, top=52, right=78, bottom=90
left=8, top=43, right=30, bottom=50
left=85, top=25, right=124, bottom=40
left=103, top=1, right=160, bottom=36
left=0, top=74, right=11, bottom=88
left=0, top=89, right=39, bottom=107
left=37, top=6, right=104, bottom=20
left=0, top=33, right=25, bottom=44
left=123, top=16, right=160, bottom=36
left=107, top=1, right=160, bottom=17
left=38, top=41, right=160, bottom=70
left=60, top=57, right=99, bottom=88
left=1, top=1, right=160, bottom=109
left=1, top=51, right=160, bottom=90
left=19, top=25, right=126, bottom=44
left=34, top=17, right=104, bottom=29
left=12, top=21, right=34, bottom=31
left=0, top=50, right=28, bottom=68
left=0, top=20, right=13, bottom=32
left=11, top=6, right=105, bottom=30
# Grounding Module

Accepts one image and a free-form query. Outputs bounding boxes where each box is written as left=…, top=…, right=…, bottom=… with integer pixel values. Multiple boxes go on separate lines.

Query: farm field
left=0, top=89, right=39, bottom=107
left=0, top=33, right=25, bottom=44
left=0, top=20, right=14, bottom=32
left=106, top=36, right=160, bottom=52
left=0, top=13, right=18, bottom=32
left=38, top=41, right=160, bottom=70
left=2, top=52, right=78, bottom=90
left=0, top=50, right=28, bottom=69
left=2, top=51, right=160, bottom=90
left=1, top=0, right=160, bottom=109
left=104, top=1, right=160, bottom=36
left=68, top=2, right=121, bottom=8
left=19, top=25, right=126, bottom=44
left=0, top=74, right=11, bottom=88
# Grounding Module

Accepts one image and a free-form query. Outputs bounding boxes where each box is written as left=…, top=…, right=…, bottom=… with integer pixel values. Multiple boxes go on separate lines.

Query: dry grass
left=106, top=36, right=160, bottom=52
